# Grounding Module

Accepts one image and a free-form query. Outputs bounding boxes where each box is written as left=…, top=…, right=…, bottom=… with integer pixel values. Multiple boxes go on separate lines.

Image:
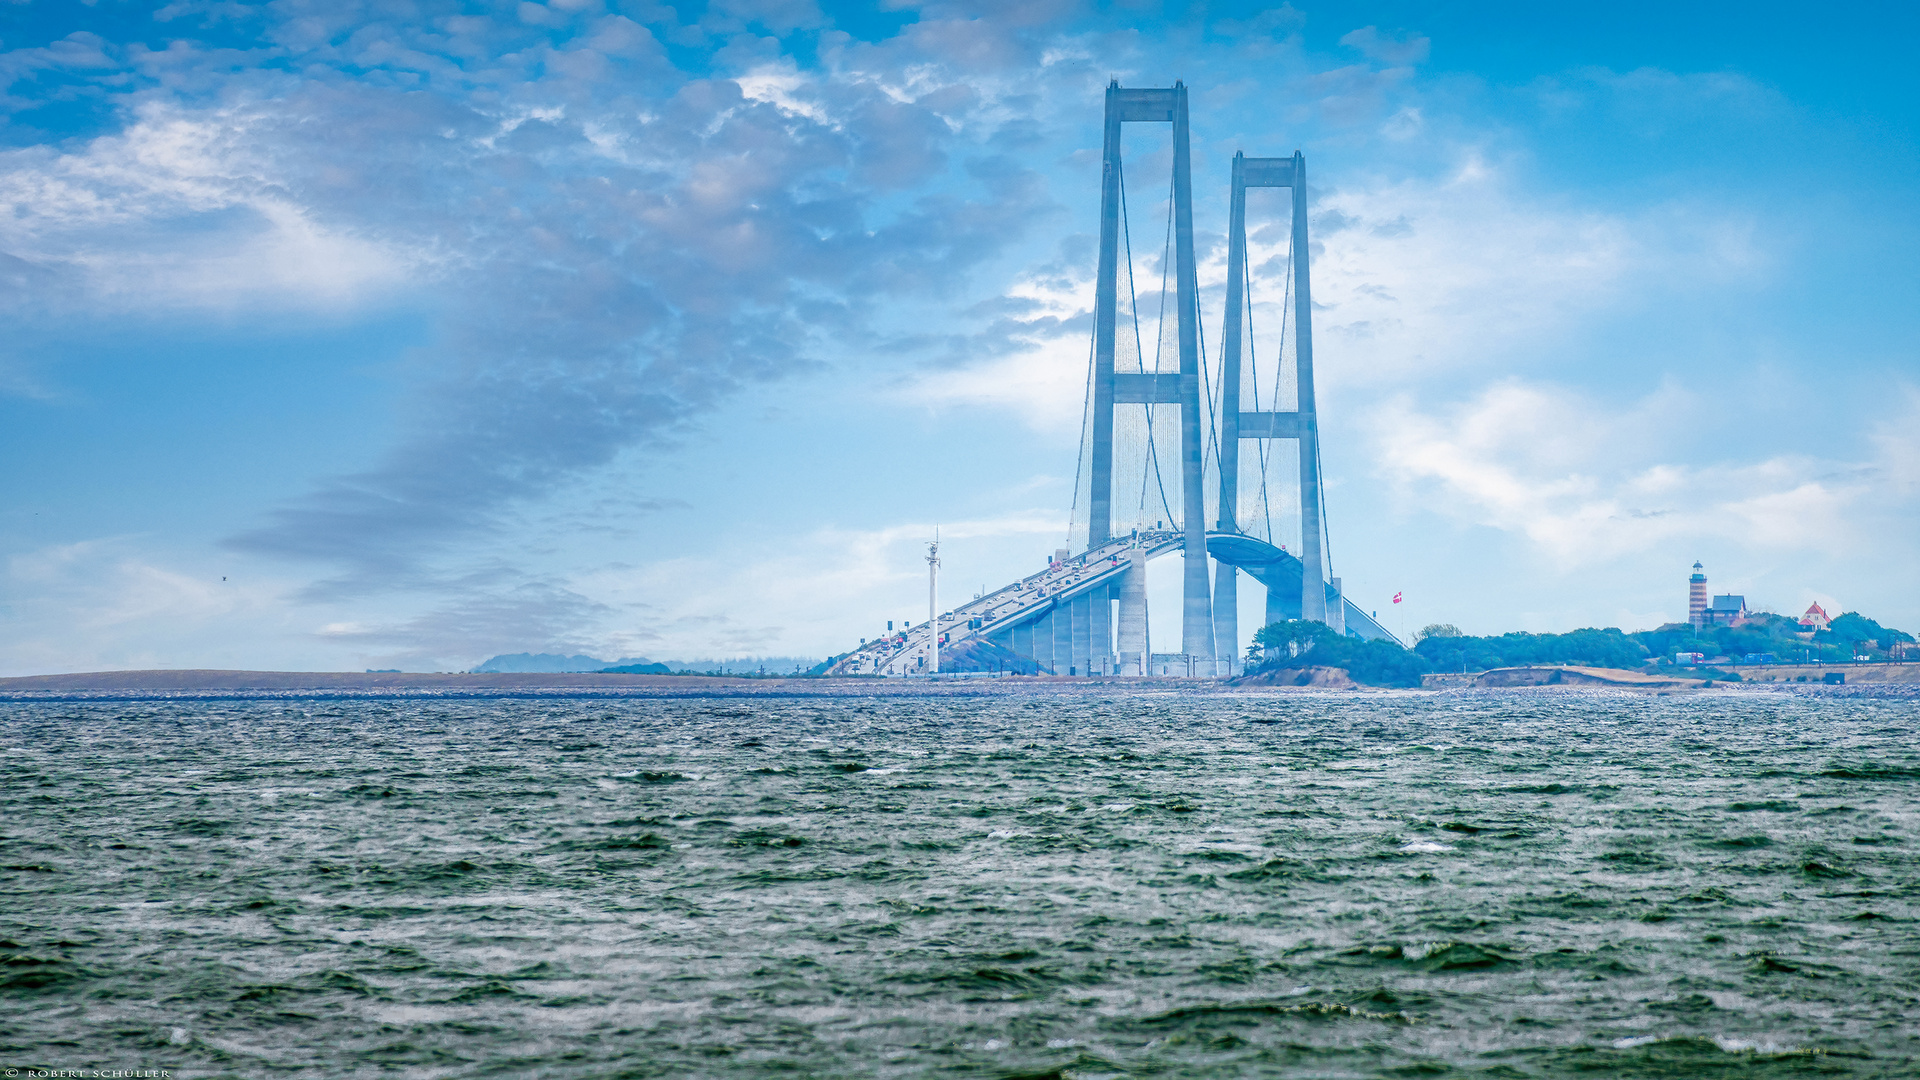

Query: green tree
left=1825, top=612, right=1914, bottom=655
left=1416, top=623, right=1463, bottom=642
left=1250, top=620, right=1430, bottom=688
left=1417, top=627, right=1649, bottom=672
left=1253, top=620, right=1338, bottom=659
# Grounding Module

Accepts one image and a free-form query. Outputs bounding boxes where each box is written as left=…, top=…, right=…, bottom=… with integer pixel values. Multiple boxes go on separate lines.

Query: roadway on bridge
left=825, top=530, right=1392, bottom=677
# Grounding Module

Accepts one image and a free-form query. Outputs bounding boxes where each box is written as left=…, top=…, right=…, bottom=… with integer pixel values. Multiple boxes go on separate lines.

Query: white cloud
left=898, top=340, right=1089, bottom=433
left=1339, top=26, right=1430, bottom=67
left=0, top=104, right=426, bottom=313
left=903, top=148, right=1769, bottom=443
left=1368, top=379, right=1917, bottom=567
left=734, top=62, right=836, bottom=125
left=1868, top=386, right=1920, bottom=495
left=892, top=274, right=1092, bottom=433
left=6, top=4, right=1914, bottom=667
left=0, top=539, right=299, bottom=675
left=1296, top=164, right=1698, bottom=390
left=572, top=508, right=1066, bottom=659
left=0, top=510, right=1071, bottom=675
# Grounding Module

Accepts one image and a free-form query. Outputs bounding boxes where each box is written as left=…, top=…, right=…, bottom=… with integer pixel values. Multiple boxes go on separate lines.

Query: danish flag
left=1392, top=592, right=1403, bottom=604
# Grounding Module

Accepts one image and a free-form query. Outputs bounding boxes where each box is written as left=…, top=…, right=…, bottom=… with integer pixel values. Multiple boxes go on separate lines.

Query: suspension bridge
left=827, top=81, right=1394, bottom=679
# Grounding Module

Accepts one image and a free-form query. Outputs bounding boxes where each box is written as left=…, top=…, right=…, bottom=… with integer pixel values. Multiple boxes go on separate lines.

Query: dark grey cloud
left=1, top=0, right=1232, bottom=650
left=64, top=4, right=1076, bottom=589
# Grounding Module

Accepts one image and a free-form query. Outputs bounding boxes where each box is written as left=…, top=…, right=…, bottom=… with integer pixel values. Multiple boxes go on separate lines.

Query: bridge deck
left=825, top=530, right=1392, bottom=677
left=826, top=531, right=1181, bottom=677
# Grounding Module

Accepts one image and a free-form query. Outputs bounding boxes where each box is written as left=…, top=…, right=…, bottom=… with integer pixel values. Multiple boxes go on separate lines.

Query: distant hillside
left=472, top=652, right=652, bottom=673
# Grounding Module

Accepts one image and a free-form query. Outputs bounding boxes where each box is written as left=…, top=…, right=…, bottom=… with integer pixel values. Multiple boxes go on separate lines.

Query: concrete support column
left=1089, top=85, right=1123, bottom=547
left=1087, top=582, right=1113, bottom=674
left=1214, top=152, right=1249, bottom=683
left=1214, top=562, right=1238, bottom=671
left=1070, top=592, right=1091, bottom=676
left=1217, top=152, right=1247, bottom=535
left=1172, top=83, right=1215, bottom=662
left=1293, top=150, right=1328, bottom=625
left=1264, top=582, right=1288, bottom=633
left=1117, top=553, right=1148, bottom=675
left=1012, top=620, right=1032, bottom=661
left=1032, top=611, right=1054, bottom=673
left=1053, top=604, right=1073, bottom=676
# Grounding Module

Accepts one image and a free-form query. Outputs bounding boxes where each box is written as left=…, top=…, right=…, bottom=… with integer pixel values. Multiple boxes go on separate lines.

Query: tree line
left=1247, top=609, right=1914, bottom=687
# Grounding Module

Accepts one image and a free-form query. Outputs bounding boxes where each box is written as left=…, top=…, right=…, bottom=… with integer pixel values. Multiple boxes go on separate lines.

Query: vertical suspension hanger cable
left=1243, top=237, right=1264, bottom=541
left=1143, top=152, right=1178, bottom=528
left=1249, top=252, right=1271, bottom=545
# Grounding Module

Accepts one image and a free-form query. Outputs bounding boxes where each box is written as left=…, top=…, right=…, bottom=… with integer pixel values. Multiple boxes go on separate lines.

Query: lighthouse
left=1688, top=562, right=1708, bottom=629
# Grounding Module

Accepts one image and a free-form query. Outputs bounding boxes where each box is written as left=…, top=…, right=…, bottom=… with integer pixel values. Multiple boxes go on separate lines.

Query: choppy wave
left=3, top=689, right=1917, bottom=1077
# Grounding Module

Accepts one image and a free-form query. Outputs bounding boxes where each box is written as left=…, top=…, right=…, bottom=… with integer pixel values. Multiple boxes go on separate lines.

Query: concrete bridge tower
left=1088, top=80, right=1215, bottom=670
left=1214, top=151, right=1331, bottom=664
left=823, top=87, right=1399, bottom=680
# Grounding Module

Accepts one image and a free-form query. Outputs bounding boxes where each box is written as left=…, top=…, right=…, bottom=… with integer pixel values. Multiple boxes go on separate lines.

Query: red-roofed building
left=1800, top=603, right=1831, bottom=632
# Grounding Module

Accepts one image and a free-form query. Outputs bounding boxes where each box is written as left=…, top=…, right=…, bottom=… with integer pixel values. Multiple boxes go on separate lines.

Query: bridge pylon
left=1215, top=150, right=1330, bottom=658
left=1089, top=80, right=1215, bottom=672
left=822, top=86, right=1386, bottom=681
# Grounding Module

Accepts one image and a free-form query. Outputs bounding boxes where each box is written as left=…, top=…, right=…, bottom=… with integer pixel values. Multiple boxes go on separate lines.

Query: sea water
left=3, top=688, right=1917, bottom=1078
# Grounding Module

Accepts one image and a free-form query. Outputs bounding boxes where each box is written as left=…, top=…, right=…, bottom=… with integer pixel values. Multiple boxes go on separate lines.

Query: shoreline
left=2, top=666, right=1916, bottom=702
left=0, top=668, right=1295, bottom=700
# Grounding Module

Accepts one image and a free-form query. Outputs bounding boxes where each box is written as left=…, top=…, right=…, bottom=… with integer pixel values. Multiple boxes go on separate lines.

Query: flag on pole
left=1392, top=592, right=1403, bottom=604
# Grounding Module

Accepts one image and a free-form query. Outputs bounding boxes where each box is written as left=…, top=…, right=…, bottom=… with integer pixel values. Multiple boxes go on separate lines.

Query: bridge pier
left=1052, top=603, right=1072, bottom=675
left=1090, top=582, right=1113, bottom=674
left=1117, top=550, right=1147, bottom=675
left=1069, top=592, right=1090, bottom=676
left=1214, top=562, right=1239, bottom=673
left=1265, top=581, right=1292, bottom=630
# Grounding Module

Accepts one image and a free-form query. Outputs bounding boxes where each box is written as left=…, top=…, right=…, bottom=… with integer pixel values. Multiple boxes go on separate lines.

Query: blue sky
left=3, top=0, right=1916, bottom=673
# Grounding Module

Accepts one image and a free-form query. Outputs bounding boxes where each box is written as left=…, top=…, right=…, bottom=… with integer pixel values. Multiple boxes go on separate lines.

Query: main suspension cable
left=1066, top=292, right=1096, bottom=547
left=1199, top=248, right=1220, bottom=525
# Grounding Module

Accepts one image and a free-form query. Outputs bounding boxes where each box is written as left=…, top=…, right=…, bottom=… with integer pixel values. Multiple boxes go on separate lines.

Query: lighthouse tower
left=1688, top=562, right=1708, bottom=629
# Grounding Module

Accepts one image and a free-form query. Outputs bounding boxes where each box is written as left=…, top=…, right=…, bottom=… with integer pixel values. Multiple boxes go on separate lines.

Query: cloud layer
left=6, top=5, right=1081, bottom=591
left=3, top=3, right=1916, bottom=671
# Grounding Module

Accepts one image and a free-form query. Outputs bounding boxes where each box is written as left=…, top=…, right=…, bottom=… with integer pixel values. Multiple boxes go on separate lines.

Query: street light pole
left=927, top=538, right=941, bottom=675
